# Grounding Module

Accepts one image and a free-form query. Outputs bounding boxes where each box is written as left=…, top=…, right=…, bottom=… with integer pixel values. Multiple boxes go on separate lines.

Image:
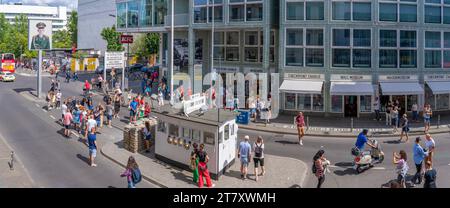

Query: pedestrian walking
left=73, top=72, right=78, bottom=81
left=158, top=84, right=164, bottom=107
left=197, top=143, right=214, bottom=188
left=264, top=105, right=272, bottom=126
left=373, top=97, right=381, bottom=121
left=412, top=137, right=428, bottom=185
left=391, top=106, right=399, bottom=132
left=56, top=90, right=62, bottom=109
left=393, top=150, right=409, bottom=188
left=72, top=107, right=81, bottom=133
left=423, top=161, right=437, bottom=188
left=114, top=93, right=121, bottom=119
left=424, top=104, right=432, bottom=132
left=238, top=135, right=252, bottom=180
left=63, top=109, right=73, bottom=137
left=129, top=97, right=138, bottom=125
left=105, top=101, right=113, bottom=128
left=424, top=133, right=436, bottom=163
left=87, top=128, right=98, bottom=167
left=143, top=121, right=152, bottom=153
left=65, top=70, right=71, bottom=83
left=295, top=112, right=305, bottom=145
left=61, top=100, right=68, bottom=122
left=85, top=115, right=97, bottom=140
left=253, top=136, right=265, bottom=182
left=120, top=156, right=141, bottom=188
left=313, top=150, right=327, bottom=188
left=412, top=103, right=419, bottom=122
left=190, top=143, right=199, bottom=183
left=386, top=101, right=392, bottom=126
left=398, top=114, right=410, bottom=143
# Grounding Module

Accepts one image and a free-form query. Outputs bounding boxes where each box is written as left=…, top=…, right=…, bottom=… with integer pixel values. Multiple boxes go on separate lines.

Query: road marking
left=328, top=165, right=339, bottom=168
left=50, top=115, right=55, bottom=120
left=42, top=109, right=47, bottom=113
left=372, top=167, right=386, bottom=170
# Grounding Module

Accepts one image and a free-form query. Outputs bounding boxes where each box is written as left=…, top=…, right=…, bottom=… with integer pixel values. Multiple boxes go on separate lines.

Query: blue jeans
left=412, top=111, right=418, bottom=121
left=128, top=180, right=135, bottom=188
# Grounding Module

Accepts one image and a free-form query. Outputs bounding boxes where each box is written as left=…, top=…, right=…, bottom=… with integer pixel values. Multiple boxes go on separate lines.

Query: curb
left=239, top=124, right=450, bottom=138
left=100, top=143, right=168, bottom=188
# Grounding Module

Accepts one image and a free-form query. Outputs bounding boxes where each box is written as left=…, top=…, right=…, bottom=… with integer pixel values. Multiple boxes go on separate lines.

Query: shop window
left=297, top=94, right=311, bottom=111
left=224, top=124, right=230, bottom=140
left=331, top=95, right=343, bottom=113
left=169, top=124, right=179, bottom=137
left=360, top=95, right=372, bottom=113
left=192, top=129, right=201, bottom=143
left=204, top=131, right=215, bottom=145
left=425, top=87, right=435, bottom=109
left=313, top=94, right=324, bottom=111
left=407, top=95, right=419, bottom=111
left=157, top=121, right=166, bottom=133
left=436, top=94, right=449, bottom=110
left=182, top=128, right=191, bottom=138
left=285, top=93, right=296, bottom=109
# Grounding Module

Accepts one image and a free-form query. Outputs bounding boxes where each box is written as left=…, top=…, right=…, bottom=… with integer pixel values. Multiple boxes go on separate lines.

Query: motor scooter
left=354, top=138, right=384, bottom=173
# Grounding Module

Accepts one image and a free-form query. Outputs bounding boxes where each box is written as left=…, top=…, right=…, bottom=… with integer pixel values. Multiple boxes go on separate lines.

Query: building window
left=117, top=3, right=127, bottom=28
left=127, top=0, right=139, bottom=28
left=332, top=2, right=351, bottom=20
left=169, top=124, right=179, bottom=137
left=229, top=0, right=262, bottom=22
left=379, top=0, right=417, bottom=22
left=285, top=48, right=303, bottom=66
left=425, top=5, right=441, bottom=23
left=425, top=0, right=450, bottom=24
left=195, top=0, right=223, bottom=23
left=360, top=95, right=372, bottom=113
left=380, top=50, right=398, bottom=68
left=139, top=0, right=152, bottom=27
left=353, top=2, right=371, bottom=21
left=407, top=95, right=419, bottom=111
left=436, top=94, right=449, bottom=110
left=286, top=28, right=303, bottom=66
left=286, top=29, right=303, bottom=46
left=297, top=94, right=311, bottom=110
left=379, top=29, right=417, bottom=68
left=313, top=94, right=324, bottom=111
left=306, top=1, right=324, bottom=20
left=399, top=31, right=417, bottom=68
left=285, top=93, right=296, bottom=109
left=286, top=1, right=304, bottom=20
left=306, top=49, right=324, bottom=67
left=380, top=30, right=397, bottom=47
left=306, top=29, right=323, bottom=46
left=332, top=29, right=371, bottom=68
left=424, top=31, right=449, bottom=68
left=331, top=95, right=343, bottom=113
left=194, top=7, right=208, bottom=23
left=153, top=0, right=166, bottom=25
left=379, top=3, right=397, bottom=21
left=425, top=31, right=441, bottom=48
left=214, top=31, right=240, bottom=61
left=285, top=28, right=323, bottom=67
left=244, top=31, right=259, bottom=62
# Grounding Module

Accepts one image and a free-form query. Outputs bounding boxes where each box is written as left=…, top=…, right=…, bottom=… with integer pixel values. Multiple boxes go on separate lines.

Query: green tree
left=131, top=33, right=159, bottom=62
left=68, top=11, right=78, bottom=46
left=101, top=25, right=124, bottom=51
left=52, top=29, right=72, bottom=48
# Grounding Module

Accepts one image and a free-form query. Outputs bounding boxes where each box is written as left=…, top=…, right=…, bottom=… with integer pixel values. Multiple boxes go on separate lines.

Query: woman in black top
left=424, top=161, right=437, bottom=188
left=196, top=144, right=215, bottom=188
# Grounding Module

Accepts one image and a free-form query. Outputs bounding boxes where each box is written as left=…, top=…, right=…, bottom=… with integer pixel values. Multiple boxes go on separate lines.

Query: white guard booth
left=153, top=105, right=238, bottom=180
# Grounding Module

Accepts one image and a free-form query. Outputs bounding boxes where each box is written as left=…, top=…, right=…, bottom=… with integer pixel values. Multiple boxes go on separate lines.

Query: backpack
left=254, top=143, right=263, bottom=158
left=131, top=168, right=142, bottom=184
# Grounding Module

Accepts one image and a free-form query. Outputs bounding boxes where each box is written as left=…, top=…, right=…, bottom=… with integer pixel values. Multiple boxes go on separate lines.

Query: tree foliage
left=101, top=25, right=124, bottom=51
left=52, top=29, right=72, bottom=49
left=131, top=33, right=159, bottom=59
left=68, top=11, right=78, bottom=46
left=0, top=14, right=29, bottom=58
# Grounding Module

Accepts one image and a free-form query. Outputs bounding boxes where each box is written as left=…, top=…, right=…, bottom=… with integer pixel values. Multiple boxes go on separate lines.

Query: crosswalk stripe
left=50, top=115, right=56, bottom=119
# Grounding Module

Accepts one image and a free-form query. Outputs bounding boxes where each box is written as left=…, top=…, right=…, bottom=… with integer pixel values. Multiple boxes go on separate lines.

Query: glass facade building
left=115, top=0, right=450, bottom=116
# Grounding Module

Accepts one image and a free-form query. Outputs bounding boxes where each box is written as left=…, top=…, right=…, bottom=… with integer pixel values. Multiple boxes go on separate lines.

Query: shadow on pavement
left=76, top=154, right=90, bottom=166
left=275, top=140, right=299, bottom=145
left=383, top=140, right=401, bottom=144
left=335, top=162, right=353, bottom=167
left=289, top=184, right=301, bottom=188
left=333, top=168, right=358, bottom=176
left=170, top=170, right=196, bottom=185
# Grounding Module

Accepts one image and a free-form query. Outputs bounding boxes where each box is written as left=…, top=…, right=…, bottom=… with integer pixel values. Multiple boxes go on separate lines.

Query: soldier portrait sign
left=28, top=20, right=52, bottom=50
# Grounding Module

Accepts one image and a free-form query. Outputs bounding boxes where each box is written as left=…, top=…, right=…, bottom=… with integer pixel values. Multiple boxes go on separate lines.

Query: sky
left=2, top=0, right=78, bottom=10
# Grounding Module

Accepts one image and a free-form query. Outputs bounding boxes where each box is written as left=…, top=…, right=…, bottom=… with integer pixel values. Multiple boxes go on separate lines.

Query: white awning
left=330, top=82, right=374, bottom=95
left=380, top=82, right=424, bottom=95
left=426, top=81, right=450, bottom=94
left=279, top=80, right=323, bottom=94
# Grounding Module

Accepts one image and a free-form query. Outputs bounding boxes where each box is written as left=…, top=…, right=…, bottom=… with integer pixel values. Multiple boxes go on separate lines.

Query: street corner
left=18, top=90, right=47, bottom=104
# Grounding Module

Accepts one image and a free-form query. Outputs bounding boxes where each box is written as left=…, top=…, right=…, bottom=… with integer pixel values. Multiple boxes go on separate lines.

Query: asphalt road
left=4, top=72, right=450, bottom=188
left=0, top=74, right=156, bottom=188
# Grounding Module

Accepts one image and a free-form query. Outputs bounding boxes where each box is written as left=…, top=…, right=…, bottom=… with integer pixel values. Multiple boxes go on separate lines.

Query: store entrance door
left=344, top=95, right=358, bottom=117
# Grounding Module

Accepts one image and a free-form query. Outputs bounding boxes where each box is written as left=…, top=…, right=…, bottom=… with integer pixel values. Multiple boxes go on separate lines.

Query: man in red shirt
left=295, top=112, right=305, bottom=145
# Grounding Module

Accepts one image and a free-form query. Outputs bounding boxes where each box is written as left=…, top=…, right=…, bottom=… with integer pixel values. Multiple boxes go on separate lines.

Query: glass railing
left=164, top=13, right=189, bottom=26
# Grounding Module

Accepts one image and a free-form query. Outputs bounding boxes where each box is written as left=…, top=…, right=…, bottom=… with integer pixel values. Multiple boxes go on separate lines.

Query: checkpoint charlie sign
left=105, top=51, right=125, bottom=69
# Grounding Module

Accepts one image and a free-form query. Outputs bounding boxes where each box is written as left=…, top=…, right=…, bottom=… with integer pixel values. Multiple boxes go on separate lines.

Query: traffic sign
left=105, top=51, right=125, bottom=69
left=120, top=35, right=133, bottom=44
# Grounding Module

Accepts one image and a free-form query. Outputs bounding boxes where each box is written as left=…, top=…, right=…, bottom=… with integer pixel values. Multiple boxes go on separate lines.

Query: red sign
left=120, top=35, right=133, bottom=44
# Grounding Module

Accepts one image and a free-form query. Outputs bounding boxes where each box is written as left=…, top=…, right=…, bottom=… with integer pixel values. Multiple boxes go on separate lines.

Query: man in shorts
left=238, top=135, right=252, bottom=180
left=129, top=98, right=138, bottom=124
left=63, top=110, right=73, bottom=137
left=87, top=128, right=98, bottom=167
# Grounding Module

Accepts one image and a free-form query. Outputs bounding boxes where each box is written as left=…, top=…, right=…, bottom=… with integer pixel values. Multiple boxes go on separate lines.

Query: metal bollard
left=437, top=115, right=441, bottom=129
left=307, top=116, right=310, bottom=131
left=351, top=118, right=354, bottom=132
left=10, top=151, right=14, bottom=171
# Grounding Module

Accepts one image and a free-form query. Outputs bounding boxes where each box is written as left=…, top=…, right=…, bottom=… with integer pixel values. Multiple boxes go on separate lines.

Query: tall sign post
left=120, top=34, right=133, bottom=91
left=105, top=51, right=125, bottom=92
left=29, top=20, right=52, bottom=99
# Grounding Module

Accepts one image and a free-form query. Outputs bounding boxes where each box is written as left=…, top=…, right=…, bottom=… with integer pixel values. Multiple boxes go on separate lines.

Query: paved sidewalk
left=0, top=133, right=36, bottom=188
left=101, top=140, right=307, bottom=188
left=15, top=67, right=53, bottom=77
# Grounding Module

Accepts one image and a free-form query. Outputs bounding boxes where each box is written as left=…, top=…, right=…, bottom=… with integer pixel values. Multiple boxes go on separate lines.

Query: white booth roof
left=380, top=82, right=424, bottom=95
left=279, top=80, right=323, bottom=94
left=426, top=81, right=450, bottom=94
left=330, top=82, right=374, bottom=95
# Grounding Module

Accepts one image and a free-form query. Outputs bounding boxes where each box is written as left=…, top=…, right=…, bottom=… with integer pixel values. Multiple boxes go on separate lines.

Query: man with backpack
left=253, top=136, right=265, bottom=182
